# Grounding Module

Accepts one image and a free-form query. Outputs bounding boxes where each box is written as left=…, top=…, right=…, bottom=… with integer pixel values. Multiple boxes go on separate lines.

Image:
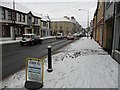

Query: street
left=1, top=0, right=120, bottom=89
left=1, top=37, right=118, bottom=89
left=2, top=38, right=74, bottom=79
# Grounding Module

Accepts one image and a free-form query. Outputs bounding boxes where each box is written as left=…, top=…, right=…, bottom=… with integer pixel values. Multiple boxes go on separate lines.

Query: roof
left=51, top=18, right=71, bottom=22
left=70, top=19, right=77, bottom=24
left=0, top=2, right=42, bottom=18
left=41, top=15, right=50, bottom=21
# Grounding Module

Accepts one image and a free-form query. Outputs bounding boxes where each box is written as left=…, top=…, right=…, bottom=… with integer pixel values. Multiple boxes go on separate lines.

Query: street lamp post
left=79, top=9, right=89, bottom=38
left=12, top=0, right=16, bottom=40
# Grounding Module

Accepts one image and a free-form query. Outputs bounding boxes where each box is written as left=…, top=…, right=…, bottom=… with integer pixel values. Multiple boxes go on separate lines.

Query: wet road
left=2, top=38, right=73, bottom=79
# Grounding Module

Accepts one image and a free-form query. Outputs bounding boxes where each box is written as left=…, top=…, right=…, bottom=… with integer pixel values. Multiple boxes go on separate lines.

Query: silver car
left=20, top=34, right=42, bottom=46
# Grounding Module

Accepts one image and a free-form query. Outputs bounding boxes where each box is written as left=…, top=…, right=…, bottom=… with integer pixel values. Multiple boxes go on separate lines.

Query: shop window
left=118, top=37, right=120, bottom=51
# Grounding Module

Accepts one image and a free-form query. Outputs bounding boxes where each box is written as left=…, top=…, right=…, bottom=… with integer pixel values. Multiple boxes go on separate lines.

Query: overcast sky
left=1, top=0, right=98, bottom=28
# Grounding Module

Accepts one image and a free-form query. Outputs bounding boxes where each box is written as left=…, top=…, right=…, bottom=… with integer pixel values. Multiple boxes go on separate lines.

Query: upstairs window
left=22, top=14, right=25, bottom=22
left=34, top=18, right=38, bottom=24
left=8, top=10, right=12, bottom=20
left=13, top=11, right=17, bottom=21
left=18, top=13, right=21, bottom=22
left=43, top=22, right=46, bottom=27
left=55, top=23, right=57, bottom=28
left=2, top=9, right=6, bottom=20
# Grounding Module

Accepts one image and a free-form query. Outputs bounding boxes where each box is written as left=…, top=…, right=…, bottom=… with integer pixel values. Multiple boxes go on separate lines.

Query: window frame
left=8, top=10, right=12, bottom=20
left=2, top=9, right=6, bottom=20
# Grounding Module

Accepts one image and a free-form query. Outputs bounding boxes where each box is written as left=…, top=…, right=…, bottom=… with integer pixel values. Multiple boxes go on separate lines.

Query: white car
left=20, top=34, right=42, bottom=46
left=56, top=33, right=63, bottom=39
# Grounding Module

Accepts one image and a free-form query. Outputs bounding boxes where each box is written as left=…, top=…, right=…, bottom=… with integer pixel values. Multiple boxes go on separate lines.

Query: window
left=118, top=36, right=120, bottom=51
left=46, top=23, right=48, bottom=27
left=43, top=22, right=46, bottom=27
left=55, top=23, right=57, bottom=28
left=2, top=9, right=6, bottom=19
left=8, top=10, right=12, bottom=20
left=13, top=12, right=17, bottom=21
left=22, top=14, right=25, bottom=22
left=34, top=18, right=38, bottom=24
left=60, top=26, right=62, bottom=29
left=116, top=2, right=120, bottom=13
left=18, top=13, right=21, bottom=22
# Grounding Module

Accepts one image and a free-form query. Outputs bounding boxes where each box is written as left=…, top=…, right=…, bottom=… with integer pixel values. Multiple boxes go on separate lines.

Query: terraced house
left=112, top=1, right=120, bottom=63
left=93, top=0, right=104, bottom=46
left=93, top=0, right=120, bottom=63
left=0, top=5, right=28, bottom=38
left=0, top=3, right=51, bottom=39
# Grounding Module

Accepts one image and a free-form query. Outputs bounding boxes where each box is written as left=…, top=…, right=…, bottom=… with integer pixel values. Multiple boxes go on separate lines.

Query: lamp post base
left=47, top=68, right=53, bottom=72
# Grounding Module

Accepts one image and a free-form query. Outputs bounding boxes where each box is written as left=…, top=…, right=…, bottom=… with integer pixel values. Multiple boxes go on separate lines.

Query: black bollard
left=47, top=46, right=53, bottom=72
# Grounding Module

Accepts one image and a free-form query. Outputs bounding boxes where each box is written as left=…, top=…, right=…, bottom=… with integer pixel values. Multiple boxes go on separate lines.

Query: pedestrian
left=90, top=33, right=93, bottom=40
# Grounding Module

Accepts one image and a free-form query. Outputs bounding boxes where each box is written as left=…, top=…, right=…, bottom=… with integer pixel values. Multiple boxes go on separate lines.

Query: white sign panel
left=26, top=58, right=44, bottom=83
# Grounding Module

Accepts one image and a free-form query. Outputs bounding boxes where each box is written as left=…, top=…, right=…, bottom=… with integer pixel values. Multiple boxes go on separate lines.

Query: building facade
left=0, top=5, right=52, bottom=39
left=112, top=1, right=120, bottom=63
left=0, top=6, right=27, bottom=38
left=103, top=2, right=114, bottom=54
left=41, top=15, right=52, bottom=37
left=93, top=0, right=120, bottom=62
left=93, top=9, right=97, bottom=40
left=25, top=11, right=41, bottom=35
left=51, top=17, right=82, bottom=36
left=95, top=1, right=104, bottom=46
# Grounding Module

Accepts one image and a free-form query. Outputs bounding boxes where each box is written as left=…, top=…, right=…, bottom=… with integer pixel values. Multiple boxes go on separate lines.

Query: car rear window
left=22, top=35, right=31, bottom=38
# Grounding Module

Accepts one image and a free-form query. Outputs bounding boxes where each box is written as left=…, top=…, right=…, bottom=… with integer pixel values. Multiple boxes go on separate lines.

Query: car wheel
left=30, top=42, right=34, bottom=45
left=20, top=42, right=24, bottom=46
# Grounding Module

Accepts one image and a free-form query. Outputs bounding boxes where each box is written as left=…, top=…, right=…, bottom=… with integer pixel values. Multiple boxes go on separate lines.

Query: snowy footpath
left=1, top=37, right=119, bottom=89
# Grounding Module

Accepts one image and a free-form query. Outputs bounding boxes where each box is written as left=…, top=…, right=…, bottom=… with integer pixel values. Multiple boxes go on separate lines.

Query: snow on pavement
left=1, top=37, right=119, bottom=88
left=43, top=37, right=118, bottom=88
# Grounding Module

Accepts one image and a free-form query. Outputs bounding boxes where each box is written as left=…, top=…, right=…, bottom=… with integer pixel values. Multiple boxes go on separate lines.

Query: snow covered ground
left=1, top=37, right=119, bottom=89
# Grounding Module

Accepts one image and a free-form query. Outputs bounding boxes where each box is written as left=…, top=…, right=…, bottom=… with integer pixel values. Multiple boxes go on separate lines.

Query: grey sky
left=1, top=0, right=98, bottom=28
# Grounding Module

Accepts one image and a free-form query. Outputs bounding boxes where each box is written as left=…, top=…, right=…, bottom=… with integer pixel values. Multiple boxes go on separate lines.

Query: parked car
left=67, top=34, right=74, bottom=40
left=56, top=33, right=63, bottom=39
left=20, top=34, right=41, bottom=46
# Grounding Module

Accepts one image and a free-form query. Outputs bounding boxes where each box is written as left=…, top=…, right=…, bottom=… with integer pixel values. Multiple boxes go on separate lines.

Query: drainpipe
left=102, top=2, right=105, bottom=47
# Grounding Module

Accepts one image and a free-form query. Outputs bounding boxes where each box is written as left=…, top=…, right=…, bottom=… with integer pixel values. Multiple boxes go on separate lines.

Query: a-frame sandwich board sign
left=25, top=58, right=44, bottom=89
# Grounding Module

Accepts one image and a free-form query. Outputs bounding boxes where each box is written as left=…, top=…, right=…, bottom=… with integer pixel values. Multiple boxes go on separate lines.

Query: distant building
left=51, top=16, right=82, bottom=36
left=41, top=15, right=52, bottom=37
left=51, top=17, right=72, bottom=36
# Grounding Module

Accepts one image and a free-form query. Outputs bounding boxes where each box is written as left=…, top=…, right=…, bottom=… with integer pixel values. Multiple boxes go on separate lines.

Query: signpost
left=25, top=58, right=44, bottom=89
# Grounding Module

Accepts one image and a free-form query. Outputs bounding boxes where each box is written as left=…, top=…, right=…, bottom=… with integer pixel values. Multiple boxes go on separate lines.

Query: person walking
left=90, top=33, right=93, bottom=40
